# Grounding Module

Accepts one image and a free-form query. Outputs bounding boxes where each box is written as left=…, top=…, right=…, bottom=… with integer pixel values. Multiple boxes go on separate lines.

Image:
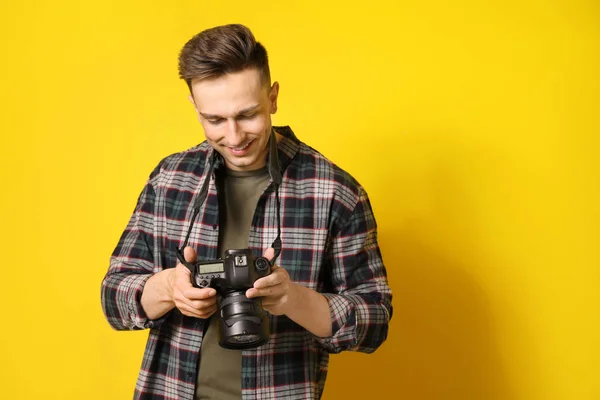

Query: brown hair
left=178, top=24, right=271, bottom=92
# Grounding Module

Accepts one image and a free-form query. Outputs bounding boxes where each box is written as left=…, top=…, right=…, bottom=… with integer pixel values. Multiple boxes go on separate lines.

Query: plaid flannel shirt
left=101, top=126, right=392, bottom=399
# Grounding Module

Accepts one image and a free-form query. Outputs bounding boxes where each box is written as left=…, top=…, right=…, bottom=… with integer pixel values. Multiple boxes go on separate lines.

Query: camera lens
left=227, top=334, right=263, bottom=345
left=218, top=291, right=269, bottom=350
left=255, top=258, right=268, bottom=271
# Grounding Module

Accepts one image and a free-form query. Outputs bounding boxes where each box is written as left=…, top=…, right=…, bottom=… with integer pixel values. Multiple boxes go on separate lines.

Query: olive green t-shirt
left=195, top=165, right=270, bottom=400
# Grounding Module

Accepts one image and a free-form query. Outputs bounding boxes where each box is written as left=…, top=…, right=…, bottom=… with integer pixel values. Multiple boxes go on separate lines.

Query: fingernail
left=209, top=289, right=216, bottom=296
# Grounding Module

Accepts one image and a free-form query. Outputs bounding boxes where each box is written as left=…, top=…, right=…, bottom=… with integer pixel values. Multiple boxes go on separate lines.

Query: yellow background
left=1, top=1, right=598, bottom=399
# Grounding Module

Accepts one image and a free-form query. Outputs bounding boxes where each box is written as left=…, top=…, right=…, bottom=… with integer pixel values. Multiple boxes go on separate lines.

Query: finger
left=174, top=263, right=192, bottom=279
left=253, top=276, right=277, bottom=289
left=175, top=289, right=216, bottom=312
left=183, top=287, right=217, bottom=300
left=253, top=269, right=284, bottom=289
left=177, top=303, right=203, bottom=317
left=179, top=303, right=217, bottom=319
left=172, top=287, right=198, bottom=310
left=260, top=298, right=280, bottom=307
left=189, top=296, right=217, bottom=310
left=201, top=304, right=217, bottom=317
left=262, top=247, right=281, bottom=272
left=184, top=246, right=198, bottom=263
left=263, top=247, right=275, bottom=262
left=255, top=295, right=284, bottom=310
left=247, top=286, right=281, bottom=299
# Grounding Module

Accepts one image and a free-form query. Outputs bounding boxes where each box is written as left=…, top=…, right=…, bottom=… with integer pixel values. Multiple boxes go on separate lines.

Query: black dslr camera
left=176, top=128, right=283, bottom=350
left=188, top=249, right=272, bottom=349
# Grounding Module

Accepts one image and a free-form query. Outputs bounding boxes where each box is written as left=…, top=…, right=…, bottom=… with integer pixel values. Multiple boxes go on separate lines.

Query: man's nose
left=225, top=119, right=243, bottom=145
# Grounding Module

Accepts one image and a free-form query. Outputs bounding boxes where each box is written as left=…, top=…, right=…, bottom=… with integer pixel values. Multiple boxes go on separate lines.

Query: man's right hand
left=169, top=246, right=218, bottom=319
left=141, top=246, right=217, bottom=320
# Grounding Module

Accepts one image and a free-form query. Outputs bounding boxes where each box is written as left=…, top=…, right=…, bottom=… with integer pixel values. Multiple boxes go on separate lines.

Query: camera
left=189, top=249, right=272, bottom=349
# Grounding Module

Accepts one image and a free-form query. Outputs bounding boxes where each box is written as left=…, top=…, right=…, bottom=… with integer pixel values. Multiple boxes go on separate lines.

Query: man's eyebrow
left=199, top=104, right=260, bottom=120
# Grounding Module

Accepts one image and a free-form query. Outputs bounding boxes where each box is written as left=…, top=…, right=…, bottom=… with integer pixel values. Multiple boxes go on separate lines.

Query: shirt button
left=213, top=224, right=217, bottom=230
left=187, top=372, right=193, bottom=378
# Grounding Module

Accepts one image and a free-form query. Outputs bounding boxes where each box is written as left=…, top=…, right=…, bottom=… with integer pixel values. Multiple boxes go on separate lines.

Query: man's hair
left=178, top=24, right=271, bottom=92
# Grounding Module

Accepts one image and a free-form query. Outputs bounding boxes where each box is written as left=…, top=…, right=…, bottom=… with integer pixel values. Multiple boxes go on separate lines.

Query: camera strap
left=268, top=126, right=283, bottom=263
left=178, top=127, right=283, bottom=266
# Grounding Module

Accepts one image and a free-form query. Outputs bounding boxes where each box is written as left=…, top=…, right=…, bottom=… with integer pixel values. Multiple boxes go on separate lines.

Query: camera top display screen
left=198, top=262, right=223, bottom=274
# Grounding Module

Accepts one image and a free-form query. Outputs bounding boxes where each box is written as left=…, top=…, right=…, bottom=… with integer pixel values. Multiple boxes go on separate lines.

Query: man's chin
left=217, top=144, right=268, bottom=171
left=224, top=157, right=261, bottom=172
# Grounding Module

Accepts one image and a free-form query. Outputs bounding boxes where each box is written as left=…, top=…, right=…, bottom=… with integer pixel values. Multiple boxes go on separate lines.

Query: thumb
left=263, top=247, right=275, bottom=262
left=184, top=246, right=198, bottom=263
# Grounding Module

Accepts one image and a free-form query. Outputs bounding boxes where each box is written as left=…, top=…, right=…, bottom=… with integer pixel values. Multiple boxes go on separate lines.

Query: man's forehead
left=195, top=93, right=263, bottom=116
left=192, top=72, right=268, bottom=115
left=191, top=69, right=264, bottom=94
left=199, top=103, right=260, bottom=119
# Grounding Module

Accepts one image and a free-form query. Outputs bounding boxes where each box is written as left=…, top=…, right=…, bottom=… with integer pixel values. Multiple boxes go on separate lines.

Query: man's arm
left=101, top=175, right=162, bottom=331
left=100, top=169, right=217, bottom=328
left=284, top=283, right=332, bottom=337
left=247, top=187, right=392, bottom=352
left=314, top=186, right=392, bottom=353
left=246, top=248, right=332, bottom=338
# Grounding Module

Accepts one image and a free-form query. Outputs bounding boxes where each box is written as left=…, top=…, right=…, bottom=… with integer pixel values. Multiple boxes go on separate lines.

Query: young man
left=101, top=24, right=392, bottom=400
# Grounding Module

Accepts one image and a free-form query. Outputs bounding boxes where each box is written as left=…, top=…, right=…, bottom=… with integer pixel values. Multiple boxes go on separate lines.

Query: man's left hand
left=246, top=248, right=300, bottom=316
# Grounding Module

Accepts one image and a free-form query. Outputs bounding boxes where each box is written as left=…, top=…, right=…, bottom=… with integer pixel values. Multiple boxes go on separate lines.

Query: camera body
left=192, top=248, right=271, bottom=290
left=189, top=249, right=272, bottom=349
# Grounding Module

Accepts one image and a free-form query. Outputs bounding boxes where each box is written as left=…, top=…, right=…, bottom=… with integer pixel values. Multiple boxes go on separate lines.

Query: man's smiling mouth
left=227, top=139, right=254, bottom=154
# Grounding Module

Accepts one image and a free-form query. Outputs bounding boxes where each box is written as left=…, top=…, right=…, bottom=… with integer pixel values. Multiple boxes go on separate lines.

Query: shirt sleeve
left=314, top=187, right=393, bottom=354
left=100, top=165, right=168, bottom=331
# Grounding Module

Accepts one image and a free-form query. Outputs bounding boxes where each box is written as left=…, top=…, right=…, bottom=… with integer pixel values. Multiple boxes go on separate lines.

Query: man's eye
left=208, top=118, right=223, bottom=125
left=239, top=114, right=256, bottom=120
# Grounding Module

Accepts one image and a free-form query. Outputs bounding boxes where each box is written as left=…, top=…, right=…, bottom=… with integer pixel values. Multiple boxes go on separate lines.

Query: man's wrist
left=284, top=283, right=332, bottom=338
left=141, top=268, right=177, bottom=319
left=163, top=268, right=176, bottom=303
left=286, top=282, right=303, bottom=313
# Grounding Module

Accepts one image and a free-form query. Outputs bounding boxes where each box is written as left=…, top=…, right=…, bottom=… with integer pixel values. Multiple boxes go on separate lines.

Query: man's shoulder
left=289, top=140, right=364, bottom=202
left=147, top=141, right=211, bottom=183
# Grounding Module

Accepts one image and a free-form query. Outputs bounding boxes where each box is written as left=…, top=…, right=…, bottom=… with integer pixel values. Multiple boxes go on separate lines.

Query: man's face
left=189, top=68, right=279, bottom=172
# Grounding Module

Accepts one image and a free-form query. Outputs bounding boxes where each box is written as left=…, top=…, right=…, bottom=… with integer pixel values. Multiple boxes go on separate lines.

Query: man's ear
left=269, top=82, right=279, bottom=114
